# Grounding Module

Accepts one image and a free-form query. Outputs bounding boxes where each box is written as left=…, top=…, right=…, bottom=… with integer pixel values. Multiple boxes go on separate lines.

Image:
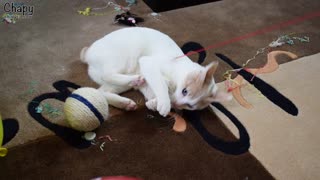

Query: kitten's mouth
left=172, top=102, right=183, bottom=110
left=172, top=102, right=179, bottom=108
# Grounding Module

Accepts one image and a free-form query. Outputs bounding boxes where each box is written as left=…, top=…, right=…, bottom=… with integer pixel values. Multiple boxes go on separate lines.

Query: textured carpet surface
left=2, top=108, right=274, bottom=180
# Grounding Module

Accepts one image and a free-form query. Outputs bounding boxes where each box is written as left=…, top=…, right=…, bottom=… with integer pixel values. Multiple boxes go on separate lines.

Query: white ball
left=64, top=87, right=109, bottom=132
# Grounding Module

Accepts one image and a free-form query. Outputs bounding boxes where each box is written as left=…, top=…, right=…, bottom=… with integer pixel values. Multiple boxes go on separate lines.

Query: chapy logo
left=2, top=2, right=34, bottom=24
left=3, top=2, right=34, bottom=16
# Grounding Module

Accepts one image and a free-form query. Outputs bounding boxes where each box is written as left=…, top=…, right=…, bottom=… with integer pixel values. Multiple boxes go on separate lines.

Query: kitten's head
left=172, top=61, right=232, bottom=110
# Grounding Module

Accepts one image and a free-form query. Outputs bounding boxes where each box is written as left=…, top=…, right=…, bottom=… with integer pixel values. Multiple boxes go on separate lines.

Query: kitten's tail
left=80, top=47, right=88, bottom=63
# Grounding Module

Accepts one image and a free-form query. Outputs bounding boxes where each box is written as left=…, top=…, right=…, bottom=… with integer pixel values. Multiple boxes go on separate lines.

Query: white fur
left=81, top=27, right=229, bottom=117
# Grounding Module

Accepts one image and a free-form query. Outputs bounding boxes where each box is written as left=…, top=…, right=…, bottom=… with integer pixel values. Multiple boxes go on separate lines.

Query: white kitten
left=81, top=27, right=231, bottom=117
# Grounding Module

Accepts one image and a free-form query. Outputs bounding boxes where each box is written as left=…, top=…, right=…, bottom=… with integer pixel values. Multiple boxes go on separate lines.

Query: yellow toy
left=78, top=7, right=92, bottom=16
left=0, top=115, right=8, bottom=157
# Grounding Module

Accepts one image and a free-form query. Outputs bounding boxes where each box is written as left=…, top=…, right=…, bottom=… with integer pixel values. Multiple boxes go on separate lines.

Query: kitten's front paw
left=124, top=100, right=137, bottom=111
left=146, top=99, right=157, bottom=111
left=157, top=98, right=171, bottom=117
left=129, top=75, right=145, bottom=87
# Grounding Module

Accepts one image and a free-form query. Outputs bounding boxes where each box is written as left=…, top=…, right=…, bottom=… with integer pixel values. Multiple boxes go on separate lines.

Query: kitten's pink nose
left=172, top=101, right=181, bottom=108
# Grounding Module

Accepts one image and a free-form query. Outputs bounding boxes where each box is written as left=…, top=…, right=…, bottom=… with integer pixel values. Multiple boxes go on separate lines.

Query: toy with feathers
left=114, top=11, right=144, bottom=26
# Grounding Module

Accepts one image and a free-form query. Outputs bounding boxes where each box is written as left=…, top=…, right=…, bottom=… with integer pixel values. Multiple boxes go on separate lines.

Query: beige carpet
left=212, top=53, right=320, bottom=179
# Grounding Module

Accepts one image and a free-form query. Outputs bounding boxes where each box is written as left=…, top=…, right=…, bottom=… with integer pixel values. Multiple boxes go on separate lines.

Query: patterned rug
left=1, top=0, right=320, bottom=179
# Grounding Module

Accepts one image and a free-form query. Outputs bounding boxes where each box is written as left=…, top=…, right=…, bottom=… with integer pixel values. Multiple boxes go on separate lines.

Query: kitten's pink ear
left=204, top=62, right=219, bottom=85
left=208, top=91, right=233, bottom=102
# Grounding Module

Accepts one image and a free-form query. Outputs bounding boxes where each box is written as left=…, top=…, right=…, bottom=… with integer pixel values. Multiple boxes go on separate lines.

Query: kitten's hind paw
left=129, top=75, right=145, bottom=88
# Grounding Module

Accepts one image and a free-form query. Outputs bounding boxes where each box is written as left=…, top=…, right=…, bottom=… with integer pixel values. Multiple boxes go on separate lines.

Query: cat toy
left=77, top=1, right=143, bottom=26
left=114, top=11, right=144, bottom=26
left=64, top=87, right=109, bottom=132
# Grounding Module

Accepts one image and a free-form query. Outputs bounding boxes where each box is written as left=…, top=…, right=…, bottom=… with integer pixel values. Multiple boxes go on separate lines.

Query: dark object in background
left=1, top=118, right=19, bottom=146
left=143, top=0, right=221, bottom=12
left=114, top=12, right=144, bottom=26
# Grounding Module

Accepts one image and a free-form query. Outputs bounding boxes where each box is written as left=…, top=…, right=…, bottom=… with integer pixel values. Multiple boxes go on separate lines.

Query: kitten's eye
left=182, top=88, right=188, bottom=96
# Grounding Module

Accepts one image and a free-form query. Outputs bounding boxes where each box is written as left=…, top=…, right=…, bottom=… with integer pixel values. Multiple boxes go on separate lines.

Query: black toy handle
left=181, top=42, right=250, bottom=155
left=28, top=80, right=91, bottom=149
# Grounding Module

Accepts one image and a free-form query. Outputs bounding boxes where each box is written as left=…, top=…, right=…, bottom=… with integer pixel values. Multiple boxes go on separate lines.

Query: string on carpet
left=224, top=50, right=298, bottom=109
left=82, top=132, right=115, bottom=152
left=223, top=34, right=310, bottom=92
left=35, top=102, right=62, bottom=118
left=77, top=1, right=132, bottom=16
left=148, top=12, right=163, bottom=22
left=18, top=81, right=38, bottom=100
left=18, top=81, right=63, bottom=118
